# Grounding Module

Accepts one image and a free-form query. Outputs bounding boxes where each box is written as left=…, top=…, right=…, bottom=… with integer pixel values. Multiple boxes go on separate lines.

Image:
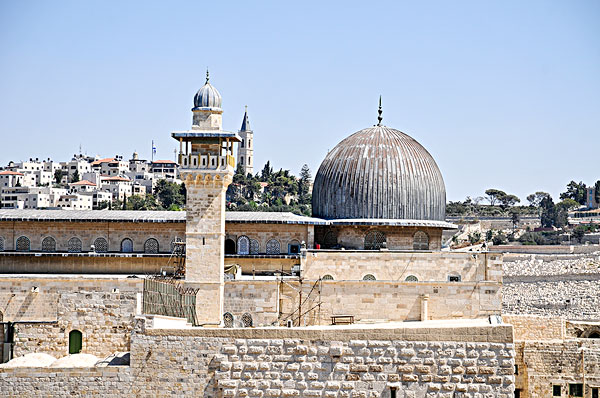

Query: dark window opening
left=569, top=384, right=583, bottom=397
left=448, top=275, right=461, bottom=282
left=592, top=387, right=598, bottom=398
left=514, top=389, right=521, bottom=398
left=225, top=239, right=236, bottom=255
left=514, top=364, right=518, bottom=375
left=553, top=385, right=561, bottom=396
left=390, top=388, right=397, bottom=398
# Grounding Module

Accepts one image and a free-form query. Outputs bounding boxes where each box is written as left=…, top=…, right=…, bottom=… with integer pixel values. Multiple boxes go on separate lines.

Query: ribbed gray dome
left=193, top=75, right=222, bottom=110
left=312, top=126, right=446, bottom=221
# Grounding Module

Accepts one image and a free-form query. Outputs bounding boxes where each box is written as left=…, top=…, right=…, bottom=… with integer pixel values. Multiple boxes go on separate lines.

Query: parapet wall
left=0, top=320, right=516, bottom=397
left=303, top=251, right=502, bottom=282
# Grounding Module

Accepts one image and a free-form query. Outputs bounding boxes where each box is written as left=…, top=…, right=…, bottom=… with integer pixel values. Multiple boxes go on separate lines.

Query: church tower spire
left=237, top=106, right=254, bottom=175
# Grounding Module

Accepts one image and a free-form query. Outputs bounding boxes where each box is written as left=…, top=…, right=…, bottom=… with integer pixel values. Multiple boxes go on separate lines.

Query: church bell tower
left=171, top=71, right=239, bottom=326
left=236, top=106, right=254, bottom=175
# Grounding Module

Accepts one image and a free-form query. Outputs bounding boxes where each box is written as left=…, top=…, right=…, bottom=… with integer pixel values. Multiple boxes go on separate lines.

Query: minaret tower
left=236, top=106, right=254, bottom=175
left=171, top=71, right=240, bottom=326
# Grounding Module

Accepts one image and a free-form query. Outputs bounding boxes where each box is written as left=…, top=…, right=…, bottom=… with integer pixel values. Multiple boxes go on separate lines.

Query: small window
left=390, top=388, right=397, bottom=398
left=266, top=239, right=281, bottom=255
left=592, top=387, right=598, bottom=398
left=448, top=275, right=461, bottom=282
left=69, top=330, right=82, bottom=354
left=241, top=139, right=245, bottom=148
left=322, top=274, right=334, bottom=281
left=223, top=312, right=234, bottom=328
left=552, top=385, right=561, bottom=396
left=144, top=238, right=159, bottom=254
left=569, top=384, right=583, bottom=397
left=288, top=240, right=301, bottom=254
left=514, top=389, right=521, bottom=398
left=514, top=364, right=518, bottom=375
left=121, top=238, right=133, bottom=253
left=67, top=237, right=82, bottom=253
left=242, top=312, right=253, bottom=328
left=362, top=274, right=376, bottom=281
left=413, top=231, right=429, bottom=250
left=240, top=156, right=244, bottom=165
left=405, top=275, right=418, bottom=282
left=16, top=236, right=30, bottom=252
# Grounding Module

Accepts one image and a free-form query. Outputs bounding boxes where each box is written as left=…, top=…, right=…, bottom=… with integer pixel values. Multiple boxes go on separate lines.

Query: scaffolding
left=277, top=275, right=323, bottom=327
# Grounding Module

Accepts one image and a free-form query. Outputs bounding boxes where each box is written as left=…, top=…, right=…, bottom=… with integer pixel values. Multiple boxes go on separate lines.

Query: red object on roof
left=91, top=157, right=116, bottom=166
left=71, top=180, right=96, bottom=186
left=0, top=171, right=24, bottom=176
left=101, top=176, right=130, bottom=182
left=152, top=160, right=177, bottom=164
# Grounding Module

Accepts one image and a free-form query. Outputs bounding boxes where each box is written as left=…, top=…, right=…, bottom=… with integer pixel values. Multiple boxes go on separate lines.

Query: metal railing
left=142, top=277, right=199, bottom=326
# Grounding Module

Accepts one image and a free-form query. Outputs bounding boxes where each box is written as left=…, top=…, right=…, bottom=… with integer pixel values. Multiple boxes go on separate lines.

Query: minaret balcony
left=178, top=153, right=235, bottom=171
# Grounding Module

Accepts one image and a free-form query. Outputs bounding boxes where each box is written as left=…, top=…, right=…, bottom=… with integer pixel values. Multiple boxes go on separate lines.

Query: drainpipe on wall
left=420, top=294, right=429, bottom=321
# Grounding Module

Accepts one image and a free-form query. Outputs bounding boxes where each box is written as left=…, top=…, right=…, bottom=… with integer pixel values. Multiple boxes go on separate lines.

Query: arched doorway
left=69, top=330, right=82, bottom=354
left=225, top=239, right=236, bottom=255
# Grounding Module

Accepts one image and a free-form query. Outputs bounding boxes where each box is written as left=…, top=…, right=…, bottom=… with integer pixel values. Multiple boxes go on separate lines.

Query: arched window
left=0, top=237, right=4, bottom=252
left=405, top=275, right=419, bottom=282
left=288, top=240, right=301, bottom=254
left=144, top=238, right=159, bottom=254
left=241, top=139, right=245, bottom=148
left=266, top=239, right=281, bottom=254
left=67, top=237, right=82, bottom=253
left=323, top=230, right=337, bottom=249
left=322, top=274, right=334, bottom=281
left=237, top=236, right=250, bottom=255
left=413, top=231, right=429, bottom=250
left=224, top=239, right=236, bottom=254
left=94, top=237, right=108, bottom=253
left=240, top=157, right=244, bottom=165
left=250, top=239, right=260, bottom=254
left=223, top=312, right=234, bottom=328
left=241, top=313, right=253, bottom=328
left=121, top=238, right=133, bottom=253
left=364, top=230, right=386, bottom=250
left=362, top=274, right=376, bottom=281
left=16, top=236, right=30, bottom=252
left=69, top=330, right=82, bottom=354
left=42, top=237, right=56, bottom=252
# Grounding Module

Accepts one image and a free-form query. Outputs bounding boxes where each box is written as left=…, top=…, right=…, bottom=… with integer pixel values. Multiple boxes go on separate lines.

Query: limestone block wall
left=225, top=256, right=300, bottom=275
left=223, top=281, right=279, bottom=326
left=0, top=321, right=515, bottom=397
left=0, top=220, right=185, bottom=253
left=0, top=253, right=174, bottom=274
left=0, top=277, right=142, bottom=358
left=502, top=315, right=565, bottom=341
left=315, top=226, right=443, bottom=251
left=226, top=223, right=313, bottom=253
left=277, top=280, right=501, bottom=325
left=514, top=339, right=600, bottom=398
left=303, top=251, right=502, bottom=283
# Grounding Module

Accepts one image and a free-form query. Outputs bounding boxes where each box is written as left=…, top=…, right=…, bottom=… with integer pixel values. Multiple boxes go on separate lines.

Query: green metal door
left=68, top=330, right=82, bottom=354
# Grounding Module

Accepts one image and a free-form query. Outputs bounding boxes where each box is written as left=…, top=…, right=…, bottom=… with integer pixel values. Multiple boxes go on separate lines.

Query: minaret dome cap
left=192, top=70, right=222, bottom=111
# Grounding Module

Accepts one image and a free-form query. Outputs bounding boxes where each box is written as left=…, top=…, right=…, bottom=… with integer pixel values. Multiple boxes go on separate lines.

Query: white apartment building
left=57, top=193, right=93, bottom=210
left=0, top=171, right=24, bottom=188
left=92, top=191, right=112, bottom=209
left=100, top=176, right=132, bottom=201
left=0, top=186, right=67, bottom=209
left=69, top=180, right=98, bottom=194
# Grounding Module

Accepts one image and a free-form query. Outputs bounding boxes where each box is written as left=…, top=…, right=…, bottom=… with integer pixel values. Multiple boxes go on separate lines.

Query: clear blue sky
left=1, top=1, right=598, bottom=202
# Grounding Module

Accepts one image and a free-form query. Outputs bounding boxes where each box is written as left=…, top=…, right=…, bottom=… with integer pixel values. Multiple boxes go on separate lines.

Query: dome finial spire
left=377, top=95, right=383, bottom=126
left=205, top=68, right=210, bottom=84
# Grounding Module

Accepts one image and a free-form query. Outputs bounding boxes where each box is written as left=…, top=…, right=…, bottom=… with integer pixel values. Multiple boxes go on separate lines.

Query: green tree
left=510, top=208, right=521, bottom=231
left=298, top=164, right=312, bottom=206
left=572, top=226, right=586, bottom=243
left=540, top=195, right=556, bottom=228
left=485, top=189, right=506, bottom=206
left=125, top=194, right=162, bottom=210
left=71, top=170, right=80, bottom=183
left=499, top=194, right=520, bottom=209
left=560, top=181, right=587, bottom=205
left=154, top=179, right=185, bottom=209
left=54, top=169, right=64, bottom=185
left=526, top=191, right=550, bottom=208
